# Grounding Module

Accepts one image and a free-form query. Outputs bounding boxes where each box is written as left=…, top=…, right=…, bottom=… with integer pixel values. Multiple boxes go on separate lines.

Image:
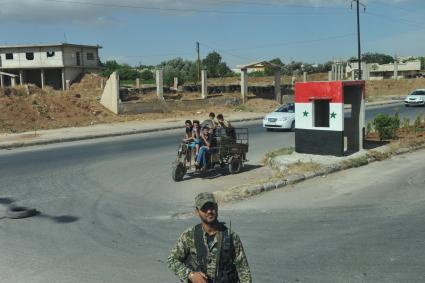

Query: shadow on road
left=183, top=164, right=263, bottom=181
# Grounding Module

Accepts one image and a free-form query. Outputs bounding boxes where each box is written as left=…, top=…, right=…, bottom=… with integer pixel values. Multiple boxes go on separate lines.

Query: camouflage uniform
left=168, top=192, right=252, bottom=283
left=167, top=225, right=252, bottom=283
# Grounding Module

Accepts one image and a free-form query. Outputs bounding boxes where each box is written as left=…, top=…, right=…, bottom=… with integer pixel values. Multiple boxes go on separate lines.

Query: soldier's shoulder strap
left=194, top=224, right=207, bottom=271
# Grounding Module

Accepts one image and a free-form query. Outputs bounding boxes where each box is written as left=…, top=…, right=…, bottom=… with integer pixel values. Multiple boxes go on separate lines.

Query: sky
left=0, top=0, right=424, bottom=68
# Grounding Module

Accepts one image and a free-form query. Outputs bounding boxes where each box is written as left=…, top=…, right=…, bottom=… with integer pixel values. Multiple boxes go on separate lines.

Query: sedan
left=263, top=103, right=295, bottom=131
left=405, top=89, right=425, bottom=107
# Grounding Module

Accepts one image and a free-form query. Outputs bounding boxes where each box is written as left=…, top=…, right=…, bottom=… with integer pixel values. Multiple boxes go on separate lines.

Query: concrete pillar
left=351, top=69, right=355, bottom=80
left=136, top=78, right=140, bottom=88
left=0, top=74, right=4, bottom=87
left=100, top=78, right=105, bottom=90
left=274, top=69, right=281, bottom=103
left=339, top=64, right=343, bottom=80
left=394, top=58, right=398, bottom=80
left=201, top=70, right=207, bottom=99
left=361, top=62, right=369, bottom=80
left=61, top=69, right=65, bottom=91
left=11, top=77, right=16, bottom=87
left=156, top=69, right=164, bottom=100
left=240, top=69, right=248, bottom=104
left=331, top=64, right=336, bottom=81
left=173, top=77, right=178, bottom=90
left=19, top=70, right=24, bottom=85
left=66, top=80, right=70, bottom=91
left=328, top=71, right=333, bottom=81
left=303, top=71, right=307, bottom=82
left=41, top=69, right=45, bottom=89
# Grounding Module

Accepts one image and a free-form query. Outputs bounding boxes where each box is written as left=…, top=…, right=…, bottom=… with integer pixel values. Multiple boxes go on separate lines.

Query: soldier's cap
left=195, top=192, right=217, bottom=209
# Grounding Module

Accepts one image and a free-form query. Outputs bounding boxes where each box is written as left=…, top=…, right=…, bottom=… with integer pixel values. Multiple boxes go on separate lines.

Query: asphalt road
left=0, top=103, right=424, bottom=282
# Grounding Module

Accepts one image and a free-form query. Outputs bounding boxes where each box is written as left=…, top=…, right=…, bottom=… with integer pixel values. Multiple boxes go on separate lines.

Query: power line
left=219, top=33, right=356, bottom=52
left=366, top=11, right=425, bottom=29
left=215, top=0, right=348, bottom=10
left=38, top=0, right=350, bottom=16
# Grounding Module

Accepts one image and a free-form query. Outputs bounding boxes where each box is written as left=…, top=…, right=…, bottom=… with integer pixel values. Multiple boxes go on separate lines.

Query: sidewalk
left=0, top=99, right=403, bottom=150
left=0, top=112, right=265, bottom=149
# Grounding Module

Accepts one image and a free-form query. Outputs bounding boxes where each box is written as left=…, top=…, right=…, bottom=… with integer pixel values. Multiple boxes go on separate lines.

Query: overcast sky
left=0, top=0, right=424, bottom=67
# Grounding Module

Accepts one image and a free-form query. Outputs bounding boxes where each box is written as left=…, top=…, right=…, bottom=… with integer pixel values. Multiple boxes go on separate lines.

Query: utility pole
left=351, top=0, right=366, bottom=80
left=196, top=42, right=201, bottom=83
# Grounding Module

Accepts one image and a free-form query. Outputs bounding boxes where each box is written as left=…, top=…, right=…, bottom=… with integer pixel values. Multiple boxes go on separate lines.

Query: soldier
left=168, top=192, right=252, bottom=283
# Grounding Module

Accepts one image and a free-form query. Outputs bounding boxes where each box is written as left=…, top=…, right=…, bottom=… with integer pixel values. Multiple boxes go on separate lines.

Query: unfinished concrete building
left=0, top=43, right=102, bottom=89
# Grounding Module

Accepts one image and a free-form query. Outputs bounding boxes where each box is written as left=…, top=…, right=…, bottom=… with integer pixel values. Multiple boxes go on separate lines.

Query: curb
left=213, top=141, right=425, bottom=204
left=0, top=116, right=264, bottom=150
left=0, top=100, right=403, bottom=150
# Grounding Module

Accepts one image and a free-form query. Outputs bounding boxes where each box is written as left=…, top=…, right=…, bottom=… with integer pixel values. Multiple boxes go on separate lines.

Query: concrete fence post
left=201, top=70, right=207, bottom=99
left=394, top=58, right=399, bottom=80
left=328, top=71, right=333, bottom=81
left=11, top=77, right=16, bottom=87
left=136, top=78, right=140, bottom=88
left=303, top=71, right=307, bottom=82
left=173, top=77, right=178, bottom=90
left=156, top=69, right=164, bottom=100
left=0, top=74, right=4, bottom=88
left=274, top=69, right=281, bottom=103
left=240, top=69, right=248, bottom=104
left=66, top=80, right=71, bottom=91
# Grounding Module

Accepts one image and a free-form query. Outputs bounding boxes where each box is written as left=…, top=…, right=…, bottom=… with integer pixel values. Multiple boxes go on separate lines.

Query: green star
left=330, top=112, right=337, bottom=119
left=303, top=110, right=309, bottom=117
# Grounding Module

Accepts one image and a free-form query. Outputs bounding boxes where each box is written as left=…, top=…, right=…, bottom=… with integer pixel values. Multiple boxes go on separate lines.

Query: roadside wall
left=100, top=72, right=120, bottom=114
left=120, top=97, right=242, bottom=114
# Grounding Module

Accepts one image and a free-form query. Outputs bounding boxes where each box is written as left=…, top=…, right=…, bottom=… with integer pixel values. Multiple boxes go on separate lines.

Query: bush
left=373, top=113, right=400, bottom=141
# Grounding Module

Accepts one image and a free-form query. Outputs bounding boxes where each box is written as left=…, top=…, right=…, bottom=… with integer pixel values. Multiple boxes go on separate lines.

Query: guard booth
left=294, top=80, right=365, bottom=156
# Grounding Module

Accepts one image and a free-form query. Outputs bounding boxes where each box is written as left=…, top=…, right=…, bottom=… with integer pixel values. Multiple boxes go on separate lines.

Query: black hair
left=193, top=120, right=200, bottom=125
left=185, top=120, right=192, bottom=125
left=209, top=112, right=215, bottom=118
left=217, top=114, right=224, bottom=120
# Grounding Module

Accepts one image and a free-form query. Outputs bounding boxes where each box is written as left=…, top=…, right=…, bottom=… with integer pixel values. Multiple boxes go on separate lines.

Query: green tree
left=202, top=51, right=233, bottom=78
left=264, top=58, right=284, bottom=76
left=158, top=57, right=198, bottom=86
left=140, top=69, right=154, bottom=81
left=362, top=53, right=394, bottom=64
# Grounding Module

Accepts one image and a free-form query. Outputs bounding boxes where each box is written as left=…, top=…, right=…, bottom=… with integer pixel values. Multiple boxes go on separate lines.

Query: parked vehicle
left=262, top=103, right=295, bottom=131
left=171, top=128, right=249, bottom=181
left=404, top=89, right=425, bottom=107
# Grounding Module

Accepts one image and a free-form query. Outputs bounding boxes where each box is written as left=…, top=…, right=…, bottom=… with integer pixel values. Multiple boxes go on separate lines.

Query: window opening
left=26, top=52, right=34, bottom=60
left=76, top=52, right=81, bottom=66
left=5, top=53, right=13, bottom=60
left=313, top=100, right=330, bottom=127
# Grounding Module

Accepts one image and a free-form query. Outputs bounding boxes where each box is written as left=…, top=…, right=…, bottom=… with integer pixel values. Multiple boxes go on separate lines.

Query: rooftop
left=0, top=43, right=102, bottom=49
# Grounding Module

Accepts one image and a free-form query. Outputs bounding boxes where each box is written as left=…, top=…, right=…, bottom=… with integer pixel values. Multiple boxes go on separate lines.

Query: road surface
left=0, top=103, right=424, bottom=282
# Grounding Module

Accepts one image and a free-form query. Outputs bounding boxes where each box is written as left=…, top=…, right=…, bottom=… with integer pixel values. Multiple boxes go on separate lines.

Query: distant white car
left=263, top=103, right=295, bottom=131
left=404, top=89, right=425, bottom=107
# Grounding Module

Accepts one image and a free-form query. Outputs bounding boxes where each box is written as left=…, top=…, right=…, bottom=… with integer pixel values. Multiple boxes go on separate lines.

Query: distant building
left=346, top=59, right=421, bottom=80
left=0, top=43, right=102, bottom=89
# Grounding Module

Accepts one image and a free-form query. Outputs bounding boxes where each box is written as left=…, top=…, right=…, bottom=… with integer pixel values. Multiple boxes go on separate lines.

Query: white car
left=404, top=89, right=425, bottom=107
left=263, top=103, right=295, bottom=131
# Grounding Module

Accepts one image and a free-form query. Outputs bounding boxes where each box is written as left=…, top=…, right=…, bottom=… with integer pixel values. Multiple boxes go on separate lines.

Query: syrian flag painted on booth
left=295, top=102, right=344, bottom=131
left=295, top=81, right=344, bottom=132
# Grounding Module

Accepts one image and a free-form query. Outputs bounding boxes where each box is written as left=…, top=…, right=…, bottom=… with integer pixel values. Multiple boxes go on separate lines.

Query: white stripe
left=295, top=103, right=313, bottom=129
left=295, top=102, right=343, bottom=131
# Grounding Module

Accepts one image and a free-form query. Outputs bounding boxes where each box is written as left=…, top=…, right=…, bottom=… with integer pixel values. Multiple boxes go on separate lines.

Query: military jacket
left=168, top=225, right=252, bottom=283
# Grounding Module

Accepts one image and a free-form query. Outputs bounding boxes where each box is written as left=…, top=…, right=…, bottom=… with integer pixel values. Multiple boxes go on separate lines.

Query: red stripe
left=294, top=81, right=365, bottom=103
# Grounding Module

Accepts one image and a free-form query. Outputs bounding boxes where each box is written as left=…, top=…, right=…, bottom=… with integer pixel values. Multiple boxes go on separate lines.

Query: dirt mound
left=0, top=88, right=116, bottom=133
left=70, top=73, right=104, bottom=94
